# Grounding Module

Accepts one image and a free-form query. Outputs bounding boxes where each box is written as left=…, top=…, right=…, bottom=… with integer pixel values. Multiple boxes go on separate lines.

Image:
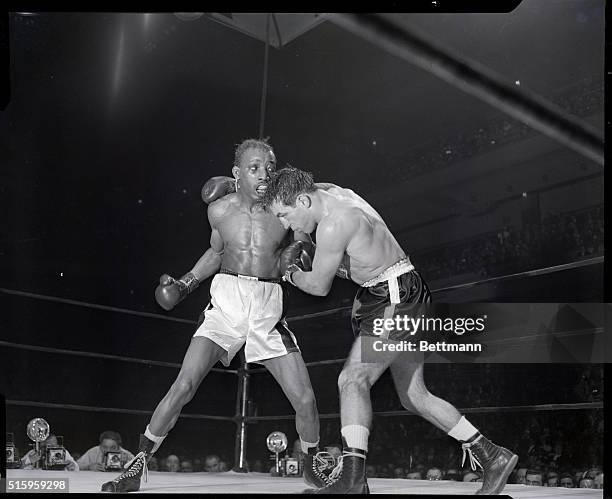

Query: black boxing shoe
left=303, top=447, right=369, bottom=494
left=461, top=436, right=518, bottom=495
left=303, top=448, right=336, bottom=488
left=101, top=435, right=154, bottom=493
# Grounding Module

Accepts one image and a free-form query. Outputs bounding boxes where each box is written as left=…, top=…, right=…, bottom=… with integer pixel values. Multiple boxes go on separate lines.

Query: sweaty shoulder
left=319, top=207, right=360, bottom=239
left=207, top=194, right=236, bottom=226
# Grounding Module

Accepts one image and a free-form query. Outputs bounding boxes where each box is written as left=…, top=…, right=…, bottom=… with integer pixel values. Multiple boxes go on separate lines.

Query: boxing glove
left=201, top=176, right=236, bottom=204
left=280, top=241, right=315, bottom=285
left=155, top=272, right=200, bottom=311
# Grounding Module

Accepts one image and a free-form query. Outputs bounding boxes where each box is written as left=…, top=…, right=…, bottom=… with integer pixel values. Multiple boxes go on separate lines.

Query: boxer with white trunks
left=101, top=141, right=332, bottom=492
left=263, top=167, right=518, bottom=495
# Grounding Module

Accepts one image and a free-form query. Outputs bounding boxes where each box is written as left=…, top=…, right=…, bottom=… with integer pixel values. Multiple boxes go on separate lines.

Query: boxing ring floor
left=6, top=469, right=603, bottom=497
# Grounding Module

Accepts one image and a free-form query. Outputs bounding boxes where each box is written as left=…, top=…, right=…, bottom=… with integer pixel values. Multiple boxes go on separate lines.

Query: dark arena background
left=0, top=6, right=606, bottom=497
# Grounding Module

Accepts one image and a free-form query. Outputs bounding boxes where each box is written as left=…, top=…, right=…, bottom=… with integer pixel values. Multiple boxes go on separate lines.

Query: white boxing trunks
left=194, top=270, right=300, bottom=366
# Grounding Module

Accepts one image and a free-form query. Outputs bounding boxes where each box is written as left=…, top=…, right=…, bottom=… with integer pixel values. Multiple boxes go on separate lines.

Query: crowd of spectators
left=385, top=77, right=602, bottom=182
left=309, top=405, right=603, bottom=489
left=14, top=429, right=231, bottom=475
left=12, top=363, right=603, bottom=490
left=415, top=204, right=603, bottom=283
left=242, top=364, right=602, bottom=489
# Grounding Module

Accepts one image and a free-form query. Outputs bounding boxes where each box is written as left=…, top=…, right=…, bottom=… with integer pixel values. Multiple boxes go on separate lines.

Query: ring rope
left=0, top=287, right=196, bottom=325
left=1, top=257, right=602, bottom=377
left=1, top=257, right=601, bottom=326
left=0, top=340, right=237, bottom=374
left=286, top=256, right=604, bottom=323
left=6, top=399, right=235, bottom=421
left=244, top=401, right=603, bottom=422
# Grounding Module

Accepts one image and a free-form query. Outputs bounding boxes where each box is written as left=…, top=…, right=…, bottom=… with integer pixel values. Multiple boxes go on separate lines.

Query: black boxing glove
left=155, top=272, right=200, bottom=311
left=280, top=241, right=315, bottom=285
left=201, top=176, right=236, bottom=204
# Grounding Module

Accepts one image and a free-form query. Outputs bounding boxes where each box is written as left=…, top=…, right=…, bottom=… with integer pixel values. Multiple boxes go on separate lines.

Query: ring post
left=233, top=351, right=250, bottom=472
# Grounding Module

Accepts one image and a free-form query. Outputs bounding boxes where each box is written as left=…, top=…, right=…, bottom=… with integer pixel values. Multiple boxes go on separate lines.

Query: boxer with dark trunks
left=263, top=167, right=518, bottom=495
left=101, top=141, right=333, bottom=492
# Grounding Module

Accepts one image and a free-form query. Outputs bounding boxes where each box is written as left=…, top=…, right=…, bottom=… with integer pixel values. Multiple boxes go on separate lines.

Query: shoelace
left=313, top=451, right=335, bottom=470
left=461, top=443, right=483, bottom=471
left=329, top=451, right=365, bottom=481
left=113, top=451, right=148, bottom=484
left=312, top=451, right=335, bottom=484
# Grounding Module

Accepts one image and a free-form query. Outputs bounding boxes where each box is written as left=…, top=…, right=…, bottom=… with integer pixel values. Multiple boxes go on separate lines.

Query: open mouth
left=256, top=184, right=268, bottom=194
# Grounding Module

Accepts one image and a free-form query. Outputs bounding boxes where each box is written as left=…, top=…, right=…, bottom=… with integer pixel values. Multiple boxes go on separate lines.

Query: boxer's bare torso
left=208, top=193, right=289, bottom=278
left=314, top=183, right=406, bottom=284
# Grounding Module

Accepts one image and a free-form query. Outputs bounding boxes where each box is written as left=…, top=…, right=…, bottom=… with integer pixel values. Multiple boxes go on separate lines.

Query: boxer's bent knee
left=294, top=388, right=317, bottom=415
left=397, top=392, right=417, bottom=412
left=171, top=376, right=198, bottom=403
left=338, top=365, right=375, bottom=392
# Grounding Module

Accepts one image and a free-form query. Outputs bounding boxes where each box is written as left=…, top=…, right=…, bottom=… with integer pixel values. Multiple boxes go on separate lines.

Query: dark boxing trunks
left=352, top=260, right=431, bottom=340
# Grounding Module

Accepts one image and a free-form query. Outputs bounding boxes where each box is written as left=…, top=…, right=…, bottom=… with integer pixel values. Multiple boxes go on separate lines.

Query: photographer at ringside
left=21, top=434, right=79, bottom=471
left=77, top=431, right=134, bottom=471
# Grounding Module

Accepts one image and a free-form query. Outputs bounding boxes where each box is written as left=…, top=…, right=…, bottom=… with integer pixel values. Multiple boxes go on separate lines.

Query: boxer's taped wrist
left=336, top=264, right=350, bottom=280
left=284, top=264, right=300, bottom=286
left=178, top=272, right=200, bottom=298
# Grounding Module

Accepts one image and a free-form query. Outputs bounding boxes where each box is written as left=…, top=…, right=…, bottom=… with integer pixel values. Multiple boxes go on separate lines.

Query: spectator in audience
left=406, top=470, right=422, bottom=480
left=426, top=467, right=443, bottom=481
left=579, top=477, right=595, bottom=488
left=204, top=454, right=221, bottom=472
left=574, top=470, right=585, bottom=484
left=514, top=467, right=528, bottom=484
left=586, top=467, right=602, bottom=479
left=77, top=430, right=133, bottom=471
left=545, top=471, right=559, bottom=487
left=525, top=469, right=543, bottom=486
left=366, top=464, right=377, bottom=478
left=180, top=459, right=194, bottom=473
left=593, top=472, right=603, bottom=489
left=559, top=474, right=575, bottom=488
left=21, top=434, right=79, bottom=471
left=165, top=454, right=180, bottom=472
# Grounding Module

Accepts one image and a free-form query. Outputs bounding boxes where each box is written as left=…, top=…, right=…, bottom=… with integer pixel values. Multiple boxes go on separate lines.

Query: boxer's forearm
left=189, top=248, right=222, bottom=281
left=292, top=269, right=332, bottom=297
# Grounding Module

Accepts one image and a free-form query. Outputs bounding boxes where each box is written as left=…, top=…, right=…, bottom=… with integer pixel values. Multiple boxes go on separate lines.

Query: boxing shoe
left=302, top=448, right=336, bottom=488
left=461, top=436, right=518, bottom=495
left=303, top=447, right=370, bottom=494
left=101, top=435, right=154, bottom=493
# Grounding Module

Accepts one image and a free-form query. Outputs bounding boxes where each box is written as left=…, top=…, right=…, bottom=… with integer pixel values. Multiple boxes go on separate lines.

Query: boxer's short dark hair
left=234, top=139, right=273, bottom=168
left=262, top=166, right=316, bottom=207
